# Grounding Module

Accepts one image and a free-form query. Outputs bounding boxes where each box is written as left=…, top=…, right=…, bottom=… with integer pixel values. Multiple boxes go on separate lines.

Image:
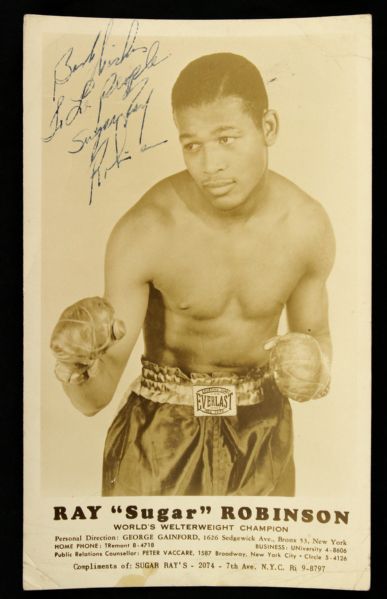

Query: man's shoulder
left=271, top=172, right=332, bottom=236
left=106, top=171, right=188, bottom=261
left=270, top=172, right=335, bottom=273
left=113, top=172, right=185, bottom=233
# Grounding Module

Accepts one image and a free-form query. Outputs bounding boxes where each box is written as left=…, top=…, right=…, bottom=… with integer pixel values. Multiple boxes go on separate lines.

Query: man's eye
left=184, top=142, right=201, bottom=152
left=219, top=136, right=235, bottom=145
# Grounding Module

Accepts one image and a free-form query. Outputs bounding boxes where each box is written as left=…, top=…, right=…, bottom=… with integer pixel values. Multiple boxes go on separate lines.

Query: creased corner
left=23, top=553, right=61, bottom=591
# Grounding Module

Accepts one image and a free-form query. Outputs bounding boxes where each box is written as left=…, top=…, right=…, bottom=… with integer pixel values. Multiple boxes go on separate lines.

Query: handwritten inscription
left=43, top=20, right=170, bottom=204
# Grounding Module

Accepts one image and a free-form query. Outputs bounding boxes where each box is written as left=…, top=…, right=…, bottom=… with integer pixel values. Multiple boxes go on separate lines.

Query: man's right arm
left=59, top=206, right=153, bottom=416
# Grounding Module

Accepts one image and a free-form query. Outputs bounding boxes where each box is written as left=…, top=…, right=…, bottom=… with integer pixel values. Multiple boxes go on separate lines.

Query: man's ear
left=262, top=109, right=279, bottom=146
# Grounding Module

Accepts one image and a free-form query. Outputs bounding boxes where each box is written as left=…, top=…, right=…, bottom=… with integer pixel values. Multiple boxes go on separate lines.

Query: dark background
left=2, top=0, right=382, bottom=596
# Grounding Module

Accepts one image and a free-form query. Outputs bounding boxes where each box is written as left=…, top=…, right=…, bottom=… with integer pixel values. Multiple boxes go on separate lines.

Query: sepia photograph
left=24, top=14, right=371, bottom=589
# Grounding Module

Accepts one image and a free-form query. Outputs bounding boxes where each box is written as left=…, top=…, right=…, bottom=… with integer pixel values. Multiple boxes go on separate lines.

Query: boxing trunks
left=102, top=357, right=295, bottom=496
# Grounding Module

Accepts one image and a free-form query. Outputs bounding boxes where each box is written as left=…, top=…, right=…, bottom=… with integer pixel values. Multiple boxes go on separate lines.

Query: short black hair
left=171, top=53, right=268, bottom=127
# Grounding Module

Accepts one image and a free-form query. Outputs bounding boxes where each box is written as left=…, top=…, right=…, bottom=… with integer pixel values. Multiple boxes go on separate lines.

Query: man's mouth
left=202, top=179, right=235, bottom=196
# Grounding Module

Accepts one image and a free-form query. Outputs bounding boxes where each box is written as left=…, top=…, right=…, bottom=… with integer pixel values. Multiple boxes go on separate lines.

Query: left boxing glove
left=264, top=332, right=330, bottom=402
left=50, top=297, right=126, bottom=385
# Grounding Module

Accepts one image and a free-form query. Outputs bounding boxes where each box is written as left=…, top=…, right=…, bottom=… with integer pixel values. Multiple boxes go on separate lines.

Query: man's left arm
left=286, top=272, right=332, bottom=364
left=286, top=203, right=335, bottom=357
left=266, top=203, right=336, bottom=401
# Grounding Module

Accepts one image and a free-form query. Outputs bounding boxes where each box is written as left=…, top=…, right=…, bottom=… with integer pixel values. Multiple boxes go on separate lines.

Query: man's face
left=175, top=96, right=270, bottom=211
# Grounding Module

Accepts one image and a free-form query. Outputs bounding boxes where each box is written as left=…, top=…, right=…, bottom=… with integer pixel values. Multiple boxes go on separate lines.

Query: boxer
left=51, top=53, right=335, bottom=495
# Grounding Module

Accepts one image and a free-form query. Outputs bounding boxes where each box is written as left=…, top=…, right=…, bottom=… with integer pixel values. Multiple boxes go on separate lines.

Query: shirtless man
left=51, top=53, right=335, bottom=496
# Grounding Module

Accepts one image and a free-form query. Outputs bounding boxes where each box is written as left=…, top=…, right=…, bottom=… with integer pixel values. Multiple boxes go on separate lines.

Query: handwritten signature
left=43, top=20, right=170, bottom=204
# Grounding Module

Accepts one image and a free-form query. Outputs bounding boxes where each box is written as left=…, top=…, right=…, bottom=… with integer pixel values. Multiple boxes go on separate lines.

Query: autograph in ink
left=43, top=20, right=170, bottom=204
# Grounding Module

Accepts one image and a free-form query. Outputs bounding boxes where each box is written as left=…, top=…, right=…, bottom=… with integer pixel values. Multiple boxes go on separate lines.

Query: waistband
left=133, top=356, right=272, bottom=407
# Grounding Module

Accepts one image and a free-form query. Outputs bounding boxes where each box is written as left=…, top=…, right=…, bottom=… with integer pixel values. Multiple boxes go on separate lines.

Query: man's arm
left=264, top=201, right=336, bottom=402
left=61, top=209, right=152, bottom=416
left=286, top=203, right=336, bottom=361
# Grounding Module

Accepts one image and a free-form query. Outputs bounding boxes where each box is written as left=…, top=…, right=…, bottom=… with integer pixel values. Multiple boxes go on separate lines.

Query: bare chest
left=152, top=226, right=304, bottom=319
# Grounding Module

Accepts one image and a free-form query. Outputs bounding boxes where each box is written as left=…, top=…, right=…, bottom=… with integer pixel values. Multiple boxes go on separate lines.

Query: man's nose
left=202, top=144, right=226, bottom=174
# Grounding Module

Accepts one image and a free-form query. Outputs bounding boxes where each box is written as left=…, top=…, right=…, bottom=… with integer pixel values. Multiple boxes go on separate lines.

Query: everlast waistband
left=134, top=356, right=272, bottom=407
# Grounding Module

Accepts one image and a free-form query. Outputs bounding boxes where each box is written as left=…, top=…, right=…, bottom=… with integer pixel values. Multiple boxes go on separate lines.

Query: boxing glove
left=50, top=297, right=126, bottom=384
left=265, top=332, right=330, bottom=402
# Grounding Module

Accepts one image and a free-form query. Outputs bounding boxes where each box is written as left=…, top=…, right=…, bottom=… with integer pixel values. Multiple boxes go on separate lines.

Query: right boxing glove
left=50, top=297, right=126, bottom=384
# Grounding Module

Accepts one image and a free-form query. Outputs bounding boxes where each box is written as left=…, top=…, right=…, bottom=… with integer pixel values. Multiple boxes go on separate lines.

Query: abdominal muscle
left=143, top=305, right=282, bottom=375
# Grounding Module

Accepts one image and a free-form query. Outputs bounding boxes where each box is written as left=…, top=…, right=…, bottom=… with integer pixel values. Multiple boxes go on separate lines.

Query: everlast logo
left=193, top=385, right=237, bottom=417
